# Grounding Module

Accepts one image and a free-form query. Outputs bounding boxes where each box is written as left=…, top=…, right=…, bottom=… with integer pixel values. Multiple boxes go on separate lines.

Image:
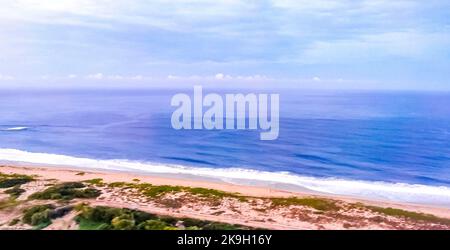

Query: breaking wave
left=0, top=148, right=449, bottom=207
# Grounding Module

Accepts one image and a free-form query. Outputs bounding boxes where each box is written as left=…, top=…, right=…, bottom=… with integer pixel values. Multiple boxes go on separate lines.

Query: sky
left=0, top=0, right=450, bottom=90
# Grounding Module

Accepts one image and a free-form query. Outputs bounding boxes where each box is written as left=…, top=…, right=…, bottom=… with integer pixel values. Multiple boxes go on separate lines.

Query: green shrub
left=84, top=178, right=104, bottom=185
left=4, top=185, right=26, bottom=198
left=76, top=205, right=251, bottom=230
left=180, top=217, right=209, bottom=228
left=8, top=218, right=20, bottom=226
left=366, top=206, right=450, bottom=225
left=30, top=182, right=101, bottom=200
left=0, top=174, right=33, bottom=188
left=22, top=204, right=55, bottom=226
left=270, top=197, right=339, bottom=211
left=137, top=220, right=171, bottom=230
left=131, top=210, right=157, bottom=224
left=142, top=185, right=182, bottom=197
left=111, top=214, right=135, bottom=230
left=77, top=218, right=110, bottom=230
left=79, top=206, right=123, bottom=223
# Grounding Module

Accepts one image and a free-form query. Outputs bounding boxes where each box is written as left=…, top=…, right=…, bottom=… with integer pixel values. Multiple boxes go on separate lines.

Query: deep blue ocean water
left=1, top=88, right=450, bottom=205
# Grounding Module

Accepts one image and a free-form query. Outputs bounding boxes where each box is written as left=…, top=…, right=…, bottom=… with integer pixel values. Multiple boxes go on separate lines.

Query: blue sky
left=0, top=0, right=450, bottom=90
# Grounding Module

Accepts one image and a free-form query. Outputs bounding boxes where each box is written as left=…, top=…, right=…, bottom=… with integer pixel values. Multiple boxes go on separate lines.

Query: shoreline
left=1, top=164, right=449, bottom=219
left=1, top=148, right=449, bottom=208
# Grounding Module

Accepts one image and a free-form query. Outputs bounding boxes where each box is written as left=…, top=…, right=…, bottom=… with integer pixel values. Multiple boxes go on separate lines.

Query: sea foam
left=0, top=148, right=449, bottom=207
left=0, top=127, right=28, bottom=131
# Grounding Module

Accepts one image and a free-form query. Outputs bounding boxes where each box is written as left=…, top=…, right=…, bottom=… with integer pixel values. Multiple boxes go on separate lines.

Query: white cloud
left=271, top=0, right=346, bottom=11
left=0, top=74, right=15, bottom=80
left=167, top=73, right=271, bottom=82
left=294, top=31, right=450, bottom=64
left=85, top=73, right=149, bottom=81
left=312, top=76, right=321, bottom=82
left=131, top=75, right=143, bottom=80
left=86, top=73, right=104, bottom=79
left=215, top=73, right=232, bottom=80
left=0, top=0, right=254, bottom=32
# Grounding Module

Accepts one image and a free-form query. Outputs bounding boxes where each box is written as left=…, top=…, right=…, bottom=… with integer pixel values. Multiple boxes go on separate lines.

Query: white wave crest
left=0, top=148, right=449, bottom=207
left=1, top=127, right=28, bottom=131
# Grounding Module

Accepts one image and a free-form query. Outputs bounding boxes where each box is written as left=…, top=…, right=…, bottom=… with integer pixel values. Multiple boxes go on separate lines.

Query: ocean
left=1, top=88, right=450, bottom=206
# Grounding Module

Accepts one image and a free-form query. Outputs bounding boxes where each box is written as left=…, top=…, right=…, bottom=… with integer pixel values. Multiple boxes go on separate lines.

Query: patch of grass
left=33, top=221, right=52, bottom=230
left=77, top=218, right=110, bottom=230
left=186, top=187, right=243, bottom=200
left=30, top=182, right=101, bottom=200
left=0, top=198, right=20, bottom=210
left=105, top=181, right=244, bottom=201
left=270, top=197, right=339, bottom=211
left=22, top=204, right=55, bottom=227
left=366, top=206, right=450, bottom=225
left=136, top=219, right=177, bottom=230
left=4, top=185, right=26, bottom=198
left=107, top=182, right=130, bottom=188
left=83, top=178, right=104, bottom=185
left=8, top=218, right=20, bottom=226
left=142, top=185, right=183, bottom=197
left=0, top=172, right=34, bottom=188
left=75, top=205, right=252, bottom=230
left=76, top=172, right=85, bottom=176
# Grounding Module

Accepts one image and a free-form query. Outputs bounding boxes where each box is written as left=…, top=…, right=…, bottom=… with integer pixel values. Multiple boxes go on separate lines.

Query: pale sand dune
left=1, top=164, right=449, bottom=220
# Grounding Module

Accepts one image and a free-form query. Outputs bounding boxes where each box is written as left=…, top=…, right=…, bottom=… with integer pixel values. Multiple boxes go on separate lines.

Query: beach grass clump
left=22, top=204, right=55, bottom=228
left=30, top=182, right=101, bottom=200
left=75, top=205, right=251, bottom=230
left=77, top=218, right=110, bottom=230
left=141, top=185, right=183, bottom=197
left=0, top=172, right=34, bottom=188
left=180, top=217, right=243, bottom=230
left=0, top=198, right=20, bottom=210
left=139, top=184, right=244, bottom=201
left=8, top=218, right=20, bottom=226
left=106, top=182, right=126, bottom=188
left=270, top=197, right=339, bottom=211
left=186, top=187, right=243, bottom=200
left=4, top=185, right=26, bottom=198
left=106, top=181, right=243, bottom=201
left=366, top=206, right=450, bottom=225
left=76, top=206, right=166, bottom=230
left=83, top=178, right=104, bottom=186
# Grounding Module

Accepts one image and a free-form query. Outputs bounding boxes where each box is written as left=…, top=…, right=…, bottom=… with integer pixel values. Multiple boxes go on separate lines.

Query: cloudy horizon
left=1, top=0, right=450, bottom=90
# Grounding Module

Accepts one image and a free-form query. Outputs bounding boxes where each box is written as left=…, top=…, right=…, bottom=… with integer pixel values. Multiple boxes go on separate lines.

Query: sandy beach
left=1, top=164, right=449, bottom=230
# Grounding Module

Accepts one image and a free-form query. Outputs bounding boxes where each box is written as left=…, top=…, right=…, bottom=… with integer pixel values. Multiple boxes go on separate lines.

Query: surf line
left=170, top=86, right=279, bottom=140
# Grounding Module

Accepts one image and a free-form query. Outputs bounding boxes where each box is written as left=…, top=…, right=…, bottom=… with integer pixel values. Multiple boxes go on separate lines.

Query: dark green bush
left=136, top=220, right=171, bottom=230
left=4, top=185, right=26, bottom=197
left=0, top=177, right=33, bottom=188
left=181, top=217, right=210, bottom=228
left=79, top=206, right=123, bottom=223
left=22, top=204, right=55, bottom=226
left=76, top=205, right=250, bottom=230
left=111, top=214, right=135, bottom=230
left=30, top=182, right=101, bottom=200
